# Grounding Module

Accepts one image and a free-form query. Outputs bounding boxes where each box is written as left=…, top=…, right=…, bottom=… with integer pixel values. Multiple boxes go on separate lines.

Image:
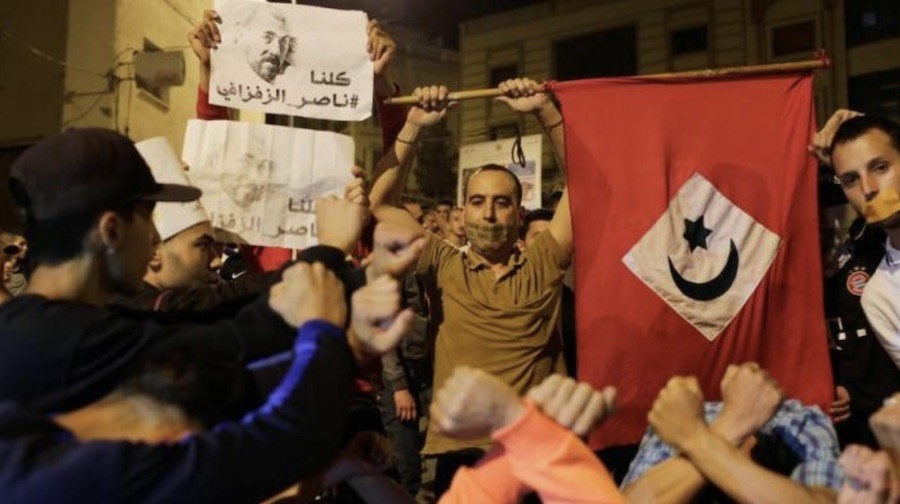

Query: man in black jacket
left=0, top=128, right=390, bottom=414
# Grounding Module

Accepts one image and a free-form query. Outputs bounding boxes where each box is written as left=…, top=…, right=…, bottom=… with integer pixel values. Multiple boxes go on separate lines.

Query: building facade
left=458, top=0, right=899, bottom=191
left=0, top=0, right=459, bottom=226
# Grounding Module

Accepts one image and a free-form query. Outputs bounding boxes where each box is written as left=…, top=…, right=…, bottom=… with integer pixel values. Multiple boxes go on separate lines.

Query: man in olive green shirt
left=368, top=78, right=574, bottom=498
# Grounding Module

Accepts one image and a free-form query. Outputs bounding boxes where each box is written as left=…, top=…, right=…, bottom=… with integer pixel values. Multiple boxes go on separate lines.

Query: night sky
left=293, top=0, right=546, bottom=47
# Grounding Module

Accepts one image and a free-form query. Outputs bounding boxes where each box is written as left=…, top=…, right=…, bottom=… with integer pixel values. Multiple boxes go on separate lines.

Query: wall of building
left=458, top=0, right=855, bottom=190
left=63, top=0, right=117, bottom=131
left=0, top=0, right=69, bottom=147
left=110, top=0, right=210, bottom=155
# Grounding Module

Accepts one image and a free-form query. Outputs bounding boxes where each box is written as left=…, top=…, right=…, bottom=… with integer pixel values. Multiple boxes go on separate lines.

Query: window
left=554, top=25, right=637, bottom=80
left=771, top=21, right=816, bottom=58
left=490, top=64, right=519, bottom=87
left=849, top=68, right=900, bottom=118
left=845, top=0, right=900, bottom=48
left=671, top=26, right=708, bottom=57
left=136, top=39, right=169, bottom=104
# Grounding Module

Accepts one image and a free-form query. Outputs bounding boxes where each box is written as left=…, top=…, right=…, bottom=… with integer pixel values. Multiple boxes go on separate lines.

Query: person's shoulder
left=523, top=229, right=571, bottom=270
left=0, top=295, right=97, bottom=319
left=862, top=266, right=897, bottom=310
left=425, top=232, right=460, bottom=262
left=0, top=295, right=134, bottom=339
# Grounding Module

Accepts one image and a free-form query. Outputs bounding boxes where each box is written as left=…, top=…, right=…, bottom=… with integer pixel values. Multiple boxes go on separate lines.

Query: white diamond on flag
left=623, top=173, right=781, bottom=341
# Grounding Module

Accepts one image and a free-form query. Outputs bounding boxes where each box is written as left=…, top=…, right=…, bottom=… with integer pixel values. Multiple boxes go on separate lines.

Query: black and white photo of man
left=232, top=5, right=296, bottom=84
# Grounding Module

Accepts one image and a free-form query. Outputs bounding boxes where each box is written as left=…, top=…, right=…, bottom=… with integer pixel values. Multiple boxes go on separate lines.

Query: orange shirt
left=440, top=402, right=626, bottom=504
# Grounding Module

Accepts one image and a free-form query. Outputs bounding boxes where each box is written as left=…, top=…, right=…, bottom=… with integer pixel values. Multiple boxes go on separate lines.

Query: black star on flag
left=683, top=216, right=712, bottom=253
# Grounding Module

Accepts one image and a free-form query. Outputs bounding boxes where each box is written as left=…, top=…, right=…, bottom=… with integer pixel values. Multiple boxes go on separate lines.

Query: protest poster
left=209, top=0, right=373, bottom=121
left=181, top=119, right=354, bottom=249
left=457, top=134, right=542, bottom=209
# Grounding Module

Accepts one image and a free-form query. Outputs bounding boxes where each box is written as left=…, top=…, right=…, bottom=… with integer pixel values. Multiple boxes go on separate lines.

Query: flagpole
left=382, top=52, right=831, bottom=106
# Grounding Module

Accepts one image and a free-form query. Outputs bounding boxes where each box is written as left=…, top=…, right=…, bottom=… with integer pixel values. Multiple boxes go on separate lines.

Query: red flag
left=553, top=74, right=833, bottom=449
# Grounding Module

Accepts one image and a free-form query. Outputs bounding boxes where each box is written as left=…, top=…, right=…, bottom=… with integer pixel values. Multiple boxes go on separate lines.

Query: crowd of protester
left=0, top=7, right=899, bottom=504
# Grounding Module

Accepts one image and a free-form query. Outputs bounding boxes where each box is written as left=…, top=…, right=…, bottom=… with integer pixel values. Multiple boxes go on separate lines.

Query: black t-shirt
left=825, top=219, right=900, bottom=414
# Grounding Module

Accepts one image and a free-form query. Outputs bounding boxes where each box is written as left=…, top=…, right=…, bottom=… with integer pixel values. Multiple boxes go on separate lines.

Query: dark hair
left=119, top=347, right=254, bottom=429
left=436, top=199, right=454, bottom=208
left=546, top=190, right=564, bottom=208
left=521, top=208, right=555, bottom=238
left=463, top=164, right=523, bottom=206
left=10, top=178, right=138, bottom=266
left=832, top=115, right=900, bottom=156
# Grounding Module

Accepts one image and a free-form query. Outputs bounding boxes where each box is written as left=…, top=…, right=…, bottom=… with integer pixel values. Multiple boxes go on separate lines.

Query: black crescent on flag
left=667, top=239, right=740, bottom=301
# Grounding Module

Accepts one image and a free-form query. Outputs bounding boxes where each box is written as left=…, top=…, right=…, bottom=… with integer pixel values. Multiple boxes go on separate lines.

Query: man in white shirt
left=830, top=115, right=900, bottom=367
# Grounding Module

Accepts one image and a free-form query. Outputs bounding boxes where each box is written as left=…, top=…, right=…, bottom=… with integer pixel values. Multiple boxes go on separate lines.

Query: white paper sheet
left=210, top=0, right=373, bottom=121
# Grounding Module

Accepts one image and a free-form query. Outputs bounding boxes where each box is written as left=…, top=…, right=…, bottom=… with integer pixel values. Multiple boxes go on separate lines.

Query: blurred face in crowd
left=435, top=203, right=452, bottom=225
left=108, top=202, right=158, bottom=294
left=524, top=219, right=551, bottom=248
left=449, top=208, right=466, bottom=239
left=832, top=128, right=900, bottom=230
left=422, top=210, right=439, bottom=233
left=464, top=169, right=521, bottom=259
left=148, top=222, right=222, bottom=290
left=1, top=233, right=26, bottom=262
left=0, top=233, right=26, bottom=279
left=237, top=8, right=294, bottom=84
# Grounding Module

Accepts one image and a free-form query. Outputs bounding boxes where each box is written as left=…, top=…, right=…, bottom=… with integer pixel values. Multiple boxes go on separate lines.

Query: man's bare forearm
left=623, top=418, right=755, bottom=504
left=369, top=121, right=421, bottom=211
left=536, top=103, right=565, bottom=173
left=623, top=456, right=706, bottom=504
left=681, top=428, right=835, bottom=504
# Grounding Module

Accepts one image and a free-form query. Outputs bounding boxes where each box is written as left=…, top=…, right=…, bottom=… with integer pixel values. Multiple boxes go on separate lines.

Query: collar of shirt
left=885, top=238, right=900, bottom=268
left=463, top=246, right=527, bottom=272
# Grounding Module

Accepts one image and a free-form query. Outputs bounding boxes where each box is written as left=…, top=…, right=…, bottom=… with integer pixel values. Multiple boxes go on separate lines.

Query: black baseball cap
left=9, top=128, right=201, bottom=221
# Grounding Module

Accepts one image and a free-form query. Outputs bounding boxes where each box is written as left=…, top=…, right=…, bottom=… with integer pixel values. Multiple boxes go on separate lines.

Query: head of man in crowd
left=8, top=128, right=200, bottom=301
left=521, top=208, right=554, bottom=249
left=421, top=208, right=439, bottom=233
left=136, top=138, right=221, bottom=291
left=463, top=164, right=523, bottom=260
left=449, top=207, right=466, bottom=241
left=435, top=200, right=453, bottom=225
left=233, top=6, right=295, bottom=84
left=831, top=115, right=900, bottom=232
left=146, top=222, right=221, bottom=290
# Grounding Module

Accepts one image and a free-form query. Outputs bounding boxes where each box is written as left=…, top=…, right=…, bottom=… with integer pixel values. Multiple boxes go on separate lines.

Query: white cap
left=135, top=137, right=210, bottom=241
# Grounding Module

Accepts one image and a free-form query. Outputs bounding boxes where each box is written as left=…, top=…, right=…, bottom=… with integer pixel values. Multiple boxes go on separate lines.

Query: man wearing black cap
left=0, top=127, right=366, bottom=415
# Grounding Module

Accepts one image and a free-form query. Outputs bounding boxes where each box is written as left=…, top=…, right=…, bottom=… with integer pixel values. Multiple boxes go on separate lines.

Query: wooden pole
left=382, top=54, right=831, bottom=106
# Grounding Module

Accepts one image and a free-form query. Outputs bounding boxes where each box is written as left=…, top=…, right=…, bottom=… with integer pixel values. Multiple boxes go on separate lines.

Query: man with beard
left=831, top=116, right=900, bottom=369
left=368, top=77, right=572, bottom=497
left=233, top=5, right=295, bottom=85
left=136, top=138, right=222, bottom=292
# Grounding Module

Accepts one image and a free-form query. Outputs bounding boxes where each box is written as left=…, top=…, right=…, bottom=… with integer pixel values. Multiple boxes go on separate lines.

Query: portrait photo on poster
left=181, top=119, right=355, bottom=250
left=210, top=0, right=373, bottom=121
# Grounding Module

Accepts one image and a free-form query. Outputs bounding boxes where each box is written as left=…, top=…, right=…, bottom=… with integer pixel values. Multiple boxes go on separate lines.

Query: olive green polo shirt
left=418, top=230, right=570, bottom=455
